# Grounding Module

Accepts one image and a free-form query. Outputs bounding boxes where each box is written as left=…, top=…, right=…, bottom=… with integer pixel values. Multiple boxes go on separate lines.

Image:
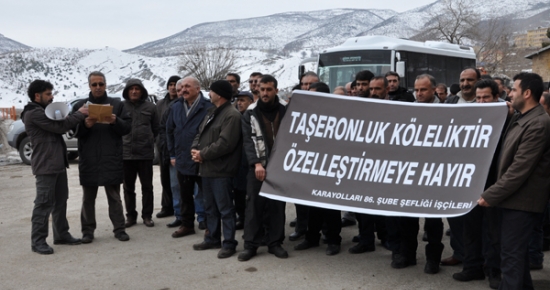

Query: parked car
left=7, top=94, right=159, bottom=165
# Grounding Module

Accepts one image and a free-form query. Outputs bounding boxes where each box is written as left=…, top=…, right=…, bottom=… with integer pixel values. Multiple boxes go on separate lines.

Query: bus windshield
left=318, top=50, right=391, bottom=90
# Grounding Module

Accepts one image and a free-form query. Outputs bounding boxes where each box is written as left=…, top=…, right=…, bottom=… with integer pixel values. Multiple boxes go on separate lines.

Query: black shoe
left=235, top=220, right=244, bottom=230
left=81, top=234, right=94, bottom=244
left=115, top=231, right=130, bottom=242
left=422, top=231, right=428, bottom=242
left=326, top=244, right=340, bottom=256
left=53, top=236, right=81, bottom=245
left=289, top=218, right=297, bottom=227
left=143, top=218, right=155, bottom=227
left=341, top=218, right=356, bottom=227
left=289, top=231, right=306, bottom=241
left=198, top=221, right=207, bottom=230
left=32, top=243, right=54, bottom=255
left=268, top=245, right=289, bottom=258
left=238, top=248, right=257, bottom=261
left=348, top=243, right=375, bottom=254
left=125, top=218, right=136, bottom=228
left=352, top=235, right=360, bottom=243
left=217, top=248, right=236, bottom=259
left=391, top=254, right=416, bottom=269
left=294, top=240, right=319, bottom=251
left=193, top=241, right=222, bottom=251
left=156, top=209, right=174, bottom=218
left=452, top=269, right=486, bottom=281
left=530, top=263, right=543, bottom=270
left=488, top=268, right=501, bottom=289
left=424, top=260, right=440, bottom=274
left=167, top=219, right=182, bottom=228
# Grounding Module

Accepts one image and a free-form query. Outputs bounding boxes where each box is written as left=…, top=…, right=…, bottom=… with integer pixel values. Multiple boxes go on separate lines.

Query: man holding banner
left=479, top=72, right=550, bottom=290
left=238, top=75, right=288, bottom=261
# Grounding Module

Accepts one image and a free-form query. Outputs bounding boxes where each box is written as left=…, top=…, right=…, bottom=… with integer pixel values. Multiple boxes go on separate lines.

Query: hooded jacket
left=21, top=102, right=86, bottom=175
left=72, top=93, right=131, bottom=186
left=121, top=79, right=159, bottom=160
left=166, top=94, right=213, bottom=175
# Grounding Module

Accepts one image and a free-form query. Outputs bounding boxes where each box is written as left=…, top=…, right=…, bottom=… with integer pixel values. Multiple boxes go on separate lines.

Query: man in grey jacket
left=22, top=80, right=88, bottom=254
left=121, top=79, right=159, bottom=228
left=191, top=80, right=242, bottom=259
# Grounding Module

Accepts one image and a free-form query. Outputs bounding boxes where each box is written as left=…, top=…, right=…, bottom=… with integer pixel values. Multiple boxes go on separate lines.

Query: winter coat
left=241, top=101, right=287, bottom=167
left=21, top=102, right=86, bottom=175
left=482, top=105, right=550, bottom=213
left=121, top=82, right=159, bottom=160
left=72, top=93, right=131, bottom=187
left=388, top=87, right=415, bottom=102
left=192, top=101, right=242, bottom=178
left=166, top=95, right=213, bottom=175
left=156, top=93, right=178, bottom=165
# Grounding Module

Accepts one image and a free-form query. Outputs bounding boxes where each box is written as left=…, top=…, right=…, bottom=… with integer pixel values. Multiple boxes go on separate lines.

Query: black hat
left=167, top=75, right=181, bottom=89
left=210, top=80, right=233, bottom=100
left=236, top=91, right=254, bottom=101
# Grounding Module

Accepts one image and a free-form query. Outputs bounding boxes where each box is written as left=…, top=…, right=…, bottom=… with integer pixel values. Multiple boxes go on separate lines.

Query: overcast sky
left=1, top=0, right=437, bottom=50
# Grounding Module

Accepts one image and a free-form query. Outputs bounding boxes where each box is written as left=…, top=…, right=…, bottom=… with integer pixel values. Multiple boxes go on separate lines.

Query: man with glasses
left=248, top=72, right=262, bottom=103
left=71, top=71, right=132, bottom=243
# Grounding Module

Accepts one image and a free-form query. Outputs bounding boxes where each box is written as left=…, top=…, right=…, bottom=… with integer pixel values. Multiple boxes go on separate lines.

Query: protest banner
left=259, top=91, right=508, bottom=217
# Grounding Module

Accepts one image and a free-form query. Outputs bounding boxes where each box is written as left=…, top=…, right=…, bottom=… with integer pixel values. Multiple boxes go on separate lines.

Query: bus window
left=318, top=50, right=391, bottom=90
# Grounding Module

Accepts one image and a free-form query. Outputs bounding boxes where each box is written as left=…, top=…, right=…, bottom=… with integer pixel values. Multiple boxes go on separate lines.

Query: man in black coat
left=385, top=71, right=415, bottom=102
left=22, top=80, right=88, bottom=254
left=121, top=79, right=159, bottom=228
left=72, top=71, right=132, bottom=243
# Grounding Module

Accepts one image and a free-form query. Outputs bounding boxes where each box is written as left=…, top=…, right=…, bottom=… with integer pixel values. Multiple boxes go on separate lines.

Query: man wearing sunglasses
left=71, top=71, right=132, bottom=243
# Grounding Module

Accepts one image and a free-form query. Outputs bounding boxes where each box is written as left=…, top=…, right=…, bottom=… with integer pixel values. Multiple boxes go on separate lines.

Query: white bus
left=312, top=35, right=476, bottom=91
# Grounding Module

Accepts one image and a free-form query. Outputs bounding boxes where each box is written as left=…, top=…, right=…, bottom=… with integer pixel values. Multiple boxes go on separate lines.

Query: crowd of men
left=22, top=66, right=550, bottom=289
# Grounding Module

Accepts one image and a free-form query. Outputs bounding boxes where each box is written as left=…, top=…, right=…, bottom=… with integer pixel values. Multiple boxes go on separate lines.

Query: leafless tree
left=472, top=17, right=514, bottom=75
left=413, top=0, right=479, bottom=45
left=178, top=44, right=238, bottom=89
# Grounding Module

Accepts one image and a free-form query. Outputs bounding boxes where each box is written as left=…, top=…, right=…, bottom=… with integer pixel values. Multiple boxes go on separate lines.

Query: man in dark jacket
left=166, top=77, right=213, bottom=238
left=385, top=71, right=415, bottom=102
left=479, top=73, right=550, bottom=289
left=121, top=79, right=159, bottom=228
left=23, top=80, right=88, bottom=254
left=155, top=75, right=181, bottom=219
left=238, top=75, right=288, bottom=261
left=72, top=71, right=132, bottom=243
left=191, top=80, right=242, bottom=259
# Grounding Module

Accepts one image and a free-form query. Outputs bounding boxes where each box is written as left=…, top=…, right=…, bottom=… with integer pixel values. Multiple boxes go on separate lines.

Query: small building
left=526, top=45, right=550, bottom=81
left=515, top=27, right=550, bottom=49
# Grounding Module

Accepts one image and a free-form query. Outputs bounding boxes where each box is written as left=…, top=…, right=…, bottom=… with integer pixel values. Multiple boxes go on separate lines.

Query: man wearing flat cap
left=191, top=80, right=242, bottom=259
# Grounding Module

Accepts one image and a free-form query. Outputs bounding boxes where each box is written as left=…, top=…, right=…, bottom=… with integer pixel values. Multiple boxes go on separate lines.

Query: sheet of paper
left=88, top=104, right=113, bottom=124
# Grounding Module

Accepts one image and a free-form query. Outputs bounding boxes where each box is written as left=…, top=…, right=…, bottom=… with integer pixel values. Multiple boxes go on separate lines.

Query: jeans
left=31, top=171, right=71, bottom=247
left=194, top=183, right=205, bottom=223
left=169, top=165, right=181, bottom=220
left=202, top=177, right=237, bottom=249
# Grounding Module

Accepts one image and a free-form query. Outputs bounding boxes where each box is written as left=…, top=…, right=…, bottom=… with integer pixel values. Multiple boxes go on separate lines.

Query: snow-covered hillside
left=0, top=47, right=313, bottom=108
left=0, top=34, right=30, bottom=54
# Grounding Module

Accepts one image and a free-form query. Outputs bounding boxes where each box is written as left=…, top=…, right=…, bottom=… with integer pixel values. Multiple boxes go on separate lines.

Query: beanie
left=210, top=80, right=233, bottom=100
left=167, top=75, right=181, bottom=89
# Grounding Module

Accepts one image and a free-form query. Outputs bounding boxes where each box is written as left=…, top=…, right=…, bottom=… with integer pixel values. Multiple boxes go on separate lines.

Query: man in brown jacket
left=479, top=72, right=550, bottom=289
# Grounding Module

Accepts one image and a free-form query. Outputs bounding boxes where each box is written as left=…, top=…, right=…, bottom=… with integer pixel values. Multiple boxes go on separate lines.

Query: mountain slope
left=0, top=34, right=31, bottom=54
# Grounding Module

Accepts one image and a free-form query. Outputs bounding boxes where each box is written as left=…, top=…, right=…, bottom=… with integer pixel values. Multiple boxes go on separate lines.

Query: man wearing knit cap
left=121, top=79, right=159, bottom=228
left=156, top=75, right=181, bottom=220
left=191, top=80, right=242, bottom=259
